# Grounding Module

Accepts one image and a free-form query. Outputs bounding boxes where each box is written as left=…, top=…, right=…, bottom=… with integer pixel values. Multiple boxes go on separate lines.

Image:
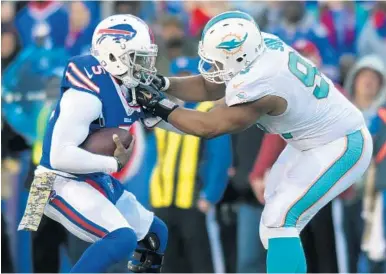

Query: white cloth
left=44, top=175, right=154, bottom=242
left=226, top=32, right=365, bottom=151
left=362, top=192, right=386, bottom=261
left=260, top=128, right=372, bottom=245
left=49, top=89, right=117, bottom=174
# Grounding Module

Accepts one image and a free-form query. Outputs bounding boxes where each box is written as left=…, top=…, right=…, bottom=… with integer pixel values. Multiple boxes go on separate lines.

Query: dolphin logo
left=216, top=33, right=248, bottom=51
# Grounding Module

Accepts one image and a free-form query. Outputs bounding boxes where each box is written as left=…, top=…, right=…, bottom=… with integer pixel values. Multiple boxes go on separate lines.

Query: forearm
left=167, top=75, right=225, bottom=102
left=50, top=89, right=118, bottom=174
left=51, top=144, right=117, bottom=174
left=168, top=108, right=220, bottom=138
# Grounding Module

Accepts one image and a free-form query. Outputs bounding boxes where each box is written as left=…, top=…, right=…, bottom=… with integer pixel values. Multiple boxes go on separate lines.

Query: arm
left=166, top=75, right=226, bottom=102
left=167, top=97, right=273, bottom=139
left=200, top=134, right=232, bottom=204
left=50, top=89, right=118, bottom=174
left=156, top=121, right=185, bottom=134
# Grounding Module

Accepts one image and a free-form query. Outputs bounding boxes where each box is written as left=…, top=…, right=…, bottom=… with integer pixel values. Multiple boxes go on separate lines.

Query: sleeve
left=225, top=79, right=274, bottom=107
left=199, top=134, right=232, bottom=204
left=249, top=134, right=286, bottom=182
left=61, top=57, right=101, bottom=97
left=50, top=89, right=118, bottom=174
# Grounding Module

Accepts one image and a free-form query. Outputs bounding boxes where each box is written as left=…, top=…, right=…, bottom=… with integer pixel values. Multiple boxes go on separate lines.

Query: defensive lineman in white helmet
left=134, top=11, right=373, bottom=273
left=19, top=14, right=169, bottom=273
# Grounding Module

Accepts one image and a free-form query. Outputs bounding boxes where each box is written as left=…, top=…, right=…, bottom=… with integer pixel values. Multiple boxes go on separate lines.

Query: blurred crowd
left=1, top=1, right=386, bottom=273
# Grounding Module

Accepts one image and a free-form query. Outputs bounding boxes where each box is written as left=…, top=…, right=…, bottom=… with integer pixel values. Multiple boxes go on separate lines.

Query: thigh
left=115, top=190, right=154, bottom=241
left=263, top=129, right=372, bottom=232
left=44, top=176, right=130, bottom=243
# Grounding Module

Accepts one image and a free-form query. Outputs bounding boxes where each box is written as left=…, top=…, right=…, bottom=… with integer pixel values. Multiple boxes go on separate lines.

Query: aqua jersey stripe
left=283, top=130, right=364, bottom=227
left=201, top=11, right=254, bottom=39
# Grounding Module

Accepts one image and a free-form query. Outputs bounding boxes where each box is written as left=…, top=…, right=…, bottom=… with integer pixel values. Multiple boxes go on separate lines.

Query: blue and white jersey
left=40, top=54, right=143, bottom=171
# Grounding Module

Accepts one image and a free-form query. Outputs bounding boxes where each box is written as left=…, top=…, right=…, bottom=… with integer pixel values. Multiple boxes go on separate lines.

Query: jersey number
left=288, top=52, right=329, bottom=99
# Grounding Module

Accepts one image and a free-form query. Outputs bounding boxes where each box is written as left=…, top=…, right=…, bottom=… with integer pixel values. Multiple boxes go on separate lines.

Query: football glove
left=135, top=83, right=178, bottom=121
left=151, top=74, right=170, bottom=92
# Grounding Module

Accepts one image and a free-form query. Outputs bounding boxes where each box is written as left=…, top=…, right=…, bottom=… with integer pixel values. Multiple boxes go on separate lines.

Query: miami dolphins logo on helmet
left=216, top=33, right=248, bottom=55
left=96, top=24, right=137, bottom=45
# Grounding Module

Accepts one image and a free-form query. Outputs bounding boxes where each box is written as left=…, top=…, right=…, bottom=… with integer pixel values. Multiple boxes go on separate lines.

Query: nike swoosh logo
left=84, top=68, right=93, bottom=79
left=142, top=92, right=152, bottom=100
left=233, top=81, right=244, bottom=89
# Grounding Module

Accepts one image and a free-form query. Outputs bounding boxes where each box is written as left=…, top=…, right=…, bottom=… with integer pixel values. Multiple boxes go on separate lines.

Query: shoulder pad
left=226, top=72, right=273, bottom=106
left=61, top=54, right=108, bottom=97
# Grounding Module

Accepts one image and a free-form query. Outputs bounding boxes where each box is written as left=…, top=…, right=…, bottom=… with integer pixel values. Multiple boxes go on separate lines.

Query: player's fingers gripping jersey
left=261, top=128, right=372, bottom=232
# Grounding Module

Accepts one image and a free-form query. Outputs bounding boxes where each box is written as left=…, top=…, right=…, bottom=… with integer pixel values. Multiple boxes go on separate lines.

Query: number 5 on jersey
left=288, top=52, right=329, bottom=99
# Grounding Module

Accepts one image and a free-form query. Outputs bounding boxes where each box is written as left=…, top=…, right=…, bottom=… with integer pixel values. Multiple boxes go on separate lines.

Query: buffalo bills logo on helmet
left=96, top=24, right=137, bottom=45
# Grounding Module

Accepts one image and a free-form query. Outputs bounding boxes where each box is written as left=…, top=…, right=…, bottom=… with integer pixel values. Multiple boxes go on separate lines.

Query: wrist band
left=114, top=157, right=123, bottom=172
left=154, top=99, right=179, bottom=121
left=161, top=77, right=170, bottom=92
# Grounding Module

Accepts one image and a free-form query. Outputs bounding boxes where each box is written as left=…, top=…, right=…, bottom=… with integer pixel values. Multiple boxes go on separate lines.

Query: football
left=80, top=128, right=133, bottom=156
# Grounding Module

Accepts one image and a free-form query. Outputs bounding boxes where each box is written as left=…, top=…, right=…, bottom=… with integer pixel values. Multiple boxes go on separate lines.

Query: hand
left=135, top=83, right=166, bottom=109
left=197, top=198, right=211, bottom=214
left=113, top=134, right=135, bottom=171
left=135, top=83, right=178, bottom=121
left=227, top=167, right=236, bottom=178
left=151, top=74, right=170, bottom=92
left=251, top=178, right=265, bottom=204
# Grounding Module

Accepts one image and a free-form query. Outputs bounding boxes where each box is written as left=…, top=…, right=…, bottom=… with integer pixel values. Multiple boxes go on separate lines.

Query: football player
left=18, top=14, right=178, bottom=273
left=134, top=11, right=373, bottom=273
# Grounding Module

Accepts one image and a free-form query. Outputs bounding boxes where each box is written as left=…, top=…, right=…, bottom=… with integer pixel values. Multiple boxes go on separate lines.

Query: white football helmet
left=91, top=14, right=157, bottom=88
left=198, top=11, right=265, bottom=84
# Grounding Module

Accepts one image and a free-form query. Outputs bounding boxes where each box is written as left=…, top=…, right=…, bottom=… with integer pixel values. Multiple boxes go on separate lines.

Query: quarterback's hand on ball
left=135, top=83, right=178, bottom=121
left=113, top=134, right=135, bottom=172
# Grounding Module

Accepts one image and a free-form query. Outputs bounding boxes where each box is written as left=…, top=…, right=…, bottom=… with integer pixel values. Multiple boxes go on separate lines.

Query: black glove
left=135, top=83, right=178, bottom=121
left=151, top=74, right=170, bottom=92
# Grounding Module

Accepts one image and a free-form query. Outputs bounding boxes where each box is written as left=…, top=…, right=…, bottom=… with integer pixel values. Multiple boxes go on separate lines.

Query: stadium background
left=1, top=1, right=386, bottom=273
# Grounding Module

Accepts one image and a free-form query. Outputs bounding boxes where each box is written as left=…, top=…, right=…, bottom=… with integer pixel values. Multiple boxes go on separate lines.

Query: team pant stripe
left=282, top=129, right=365, bottom=227
left=85, top=179, right=107, bottom=198
left=65, top=72, right=91, bottom=91
left=68, top=63, right=100, bottom=93
left=49, top=195, right=109, bottom=238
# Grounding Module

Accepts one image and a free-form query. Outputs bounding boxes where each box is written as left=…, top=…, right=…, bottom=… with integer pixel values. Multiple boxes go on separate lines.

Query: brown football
left=80, top=128, right=133, bottom=156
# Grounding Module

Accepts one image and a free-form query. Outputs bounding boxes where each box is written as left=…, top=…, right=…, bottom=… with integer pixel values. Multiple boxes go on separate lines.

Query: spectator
left=15, top=1, right=69, bottom=49
left=114, top=1, right=141, bottom=17
left=362, top=103, right=386, bottom=273
left=149, top=57, right=231, bottom=273
left=2, top=24, right=68, bottom=144
left=183, top=1, right=230, bottom=37
left=292, top=39, right=349, bottom=95
left=358, top=2, right=386, bottom=65
left=269, top=1, right=338, bottom=81
left=65, top=1, right=96, bottom=56
left=344, top=55, right=386, bottom=125
left=316, top=1, right=369, bottom=58
left=155, top=16, right=196, bottom=74
left=1, top=24, right=20, bottom=71
left=343, top=54, right=386, bottom=273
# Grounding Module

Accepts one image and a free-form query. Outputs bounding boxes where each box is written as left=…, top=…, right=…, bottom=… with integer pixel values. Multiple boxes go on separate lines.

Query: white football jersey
left=225, top=33, right=365, bottom=151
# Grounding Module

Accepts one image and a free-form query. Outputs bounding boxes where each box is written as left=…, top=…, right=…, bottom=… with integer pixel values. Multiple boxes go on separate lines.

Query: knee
left=147, top=216, right=168, bottom=253
left=106, top=227, right=137, bottom=251
left=259, top=221, right=299, bottom=250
